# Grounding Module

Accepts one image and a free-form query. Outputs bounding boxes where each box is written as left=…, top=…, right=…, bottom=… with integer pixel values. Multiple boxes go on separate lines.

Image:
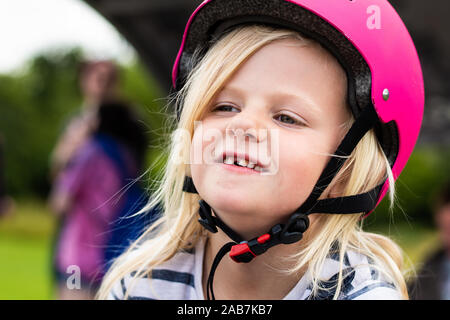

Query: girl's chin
left=209, top=200, right=258, bottom=216
left=207, top=197, right=260, bottom=216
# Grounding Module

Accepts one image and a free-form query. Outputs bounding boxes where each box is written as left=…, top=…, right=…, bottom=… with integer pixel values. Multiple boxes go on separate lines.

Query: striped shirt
left=107, top=239, right=402, bottom=300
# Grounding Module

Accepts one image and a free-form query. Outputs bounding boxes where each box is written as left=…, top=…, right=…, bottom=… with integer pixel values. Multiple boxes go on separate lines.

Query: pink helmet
left=173, top=0, right=424, bottom=299
left=174, top=0, right=424, bottom=208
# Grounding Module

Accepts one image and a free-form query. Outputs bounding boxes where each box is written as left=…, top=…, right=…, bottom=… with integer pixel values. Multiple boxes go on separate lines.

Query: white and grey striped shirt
left=107, top=239, right=402, bottom=300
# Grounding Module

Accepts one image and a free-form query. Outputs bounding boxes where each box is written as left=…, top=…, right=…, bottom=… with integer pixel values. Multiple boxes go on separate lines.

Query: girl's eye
left=212, top=104, right=240, bottom=113
left=274, top=113, right=305, bottom=126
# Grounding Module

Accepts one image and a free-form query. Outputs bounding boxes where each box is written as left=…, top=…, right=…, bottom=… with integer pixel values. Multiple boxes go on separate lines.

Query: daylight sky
left=0, top=0, right=135, bottom=73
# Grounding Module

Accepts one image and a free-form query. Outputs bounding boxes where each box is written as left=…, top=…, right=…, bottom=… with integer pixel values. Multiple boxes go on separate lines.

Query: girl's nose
left=225, top=110, right=268, bottom=143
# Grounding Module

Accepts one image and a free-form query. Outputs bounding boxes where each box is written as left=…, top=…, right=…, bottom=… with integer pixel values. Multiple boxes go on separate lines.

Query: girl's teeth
left=223, top=155, right=261, bottom=171
left=224, top=156, right=234, bottom=165
left=237, top=159, right=248, bottom=167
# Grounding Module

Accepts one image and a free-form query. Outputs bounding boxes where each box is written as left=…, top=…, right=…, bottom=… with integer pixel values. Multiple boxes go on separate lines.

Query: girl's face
left=190, top=38, right=350, bottom=238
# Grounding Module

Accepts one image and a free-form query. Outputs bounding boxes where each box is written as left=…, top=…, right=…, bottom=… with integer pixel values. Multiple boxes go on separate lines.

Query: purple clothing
left=53, top=138, right=133, bottom=285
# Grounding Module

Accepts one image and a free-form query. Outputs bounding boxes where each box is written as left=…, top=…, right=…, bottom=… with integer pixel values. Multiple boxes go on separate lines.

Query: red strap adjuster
left=257, top=233, right=271, bottom=244
left=229, top=242, right=255, bottom=263
left=229, top=233, right=272, bottom=263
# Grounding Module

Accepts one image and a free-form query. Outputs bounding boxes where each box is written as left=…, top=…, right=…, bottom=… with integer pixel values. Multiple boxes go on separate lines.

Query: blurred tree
left=0, top=49, right=83, bottom=197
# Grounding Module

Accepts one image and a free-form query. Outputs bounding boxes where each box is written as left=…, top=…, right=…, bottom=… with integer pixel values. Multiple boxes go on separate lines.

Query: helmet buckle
left=279, top=213, right=309, bottom=244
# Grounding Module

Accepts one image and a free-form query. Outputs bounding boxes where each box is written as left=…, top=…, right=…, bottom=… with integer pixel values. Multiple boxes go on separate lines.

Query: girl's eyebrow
left=272, top=90, right=321, bottom=114
left=219, top=85, right=321, bottom=115
left=215, top=86, right=242, bottom=99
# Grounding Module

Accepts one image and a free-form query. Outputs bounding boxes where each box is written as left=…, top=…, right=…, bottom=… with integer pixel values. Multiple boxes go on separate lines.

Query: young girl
left=97, top=0, right=424, bottom=300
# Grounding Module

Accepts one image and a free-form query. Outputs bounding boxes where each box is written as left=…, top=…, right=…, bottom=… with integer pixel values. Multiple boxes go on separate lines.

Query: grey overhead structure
left=84, top=0, right=200, bottom=92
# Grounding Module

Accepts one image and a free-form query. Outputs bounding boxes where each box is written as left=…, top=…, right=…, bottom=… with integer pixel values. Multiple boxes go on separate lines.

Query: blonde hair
left=97, top=25, right=407, bottom=300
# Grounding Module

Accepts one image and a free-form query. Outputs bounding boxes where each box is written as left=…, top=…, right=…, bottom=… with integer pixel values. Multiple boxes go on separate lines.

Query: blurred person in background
left=49, top=60, right=119, bottom=178
left=408, top=181, right=450, bottom=300
left=47, top=59, right=155, bottom=299
left=48, top=60, right=120, bottom=299
left=48, top=100, right=150, bottom=299
left=0, top=134, right=14, bottom=218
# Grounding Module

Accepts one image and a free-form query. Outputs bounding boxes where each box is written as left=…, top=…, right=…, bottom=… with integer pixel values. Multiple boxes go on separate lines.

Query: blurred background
left=0, top=0, right=449, bottom=299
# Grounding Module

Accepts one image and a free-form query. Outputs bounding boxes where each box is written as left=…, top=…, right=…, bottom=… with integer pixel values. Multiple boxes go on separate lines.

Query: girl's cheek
left=189, top=129, right=205, bottom=187
left=277, top=137, right=324, bottom=192
left=192, top=121, right=225, bottom=164
left=189, top=124, right=220, bottom=187
left=190, top=129, right=202, bottom=165
left=190, top=126, right=211, bottom=165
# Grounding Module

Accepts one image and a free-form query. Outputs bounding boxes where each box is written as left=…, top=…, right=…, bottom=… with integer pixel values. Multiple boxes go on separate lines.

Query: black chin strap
left=206, top=242, right=235, bottom=300
left=183, top=106, right=383, bottom=299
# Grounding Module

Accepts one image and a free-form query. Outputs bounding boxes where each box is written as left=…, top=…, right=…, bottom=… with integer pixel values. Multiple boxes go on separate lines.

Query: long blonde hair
left=97, top=25, right=407, bottom=300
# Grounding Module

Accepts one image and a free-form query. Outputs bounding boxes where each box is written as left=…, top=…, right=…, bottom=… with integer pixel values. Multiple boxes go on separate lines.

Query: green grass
left=0, top=198, right=440, bottom=299
left=0, top=234, right=55, bottom=299
left=0, top=199, right=57, bottom=300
